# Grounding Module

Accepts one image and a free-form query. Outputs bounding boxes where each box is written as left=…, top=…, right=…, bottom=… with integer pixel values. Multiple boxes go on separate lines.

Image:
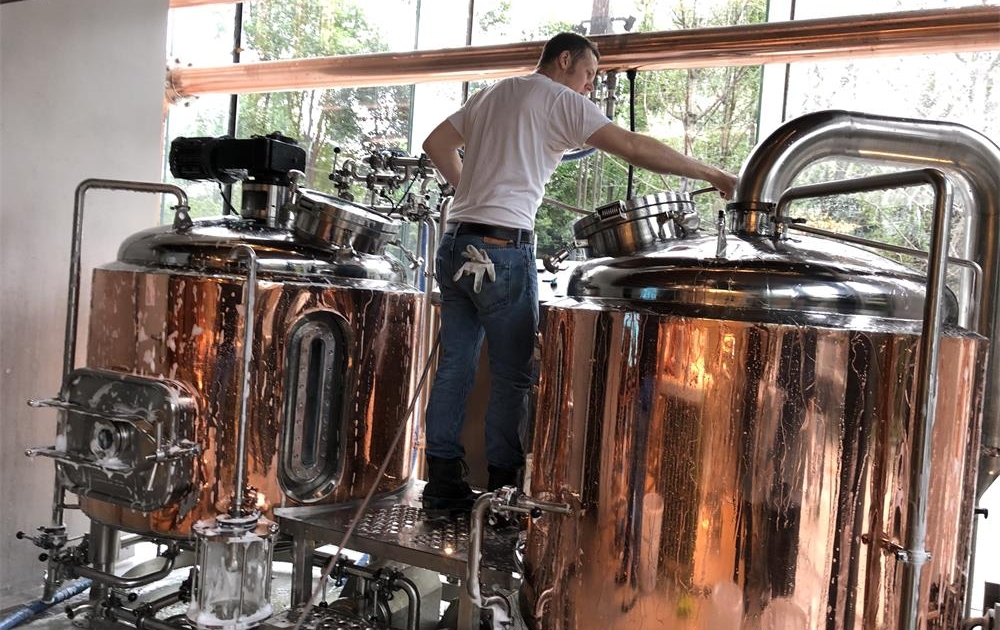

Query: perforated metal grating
left=261, top=604, right=379, bottom=630
left=350, top=503, right=517, bottom=573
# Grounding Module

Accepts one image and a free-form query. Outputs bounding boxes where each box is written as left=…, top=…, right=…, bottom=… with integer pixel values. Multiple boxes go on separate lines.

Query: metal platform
left=275, top=481, right=520, bottom=630
left=262, top=604, right=379, bottom=630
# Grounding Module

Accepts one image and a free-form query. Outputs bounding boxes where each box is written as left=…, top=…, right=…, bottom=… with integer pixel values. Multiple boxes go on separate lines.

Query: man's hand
left=710, top=171, right=739, bottom=200
left=452, top=244, right=496, bottom=293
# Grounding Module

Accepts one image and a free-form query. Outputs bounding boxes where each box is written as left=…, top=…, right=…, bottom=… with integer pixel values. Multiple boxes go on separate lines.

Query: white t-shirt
left=445, top=73, right=610, bottom=230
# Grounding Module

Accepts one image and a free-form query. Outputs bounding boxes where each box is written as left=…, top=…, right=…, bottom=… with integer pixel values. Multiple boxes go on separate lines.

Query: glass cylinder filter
left=188, top=514, right=278, bottom=630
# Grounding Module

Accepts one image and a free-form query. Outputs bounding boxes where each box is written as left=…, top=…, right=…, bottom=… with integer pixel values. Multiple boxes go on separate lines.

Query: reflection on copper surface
left=166, top=6, right=1000, bottom=99
left=81, top=267, right=420, bottom=537
left=525, top=304, right=984, bottom=629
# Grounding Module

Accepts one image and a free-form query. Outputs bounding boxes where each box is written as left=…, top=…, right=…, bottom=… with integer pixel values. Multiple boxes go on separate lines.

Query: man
left=421, top=32, right=738, bottom=513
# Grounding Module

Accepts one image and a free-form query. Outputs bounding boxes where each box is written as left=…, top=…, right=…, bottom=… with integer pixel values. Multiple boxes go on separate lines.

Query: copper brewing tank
left=523, top=228, right=986, bottom=628
left=75, top=200, right=421, bottom=537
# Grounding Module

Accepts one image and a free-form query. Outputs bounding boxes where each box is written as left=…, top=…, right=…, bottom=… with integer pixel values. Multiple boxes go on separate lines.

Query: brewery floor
left=4, top=482, right=999, bottom=627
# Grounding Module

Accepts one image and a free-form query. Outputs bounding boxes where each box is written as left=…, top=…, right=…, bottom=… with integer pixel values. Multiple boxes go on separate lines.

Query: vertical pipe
left=780, top=0, right=797, bottom=123
left=461, top=0, right=475, bottom=104
left=413, top=217, right=439, bottom=479
left=406, top=0, right=421, bottom=154
left=775, top=168, right=958, bottom=629
left=222, top=2, right=243, bottom=214
left=899, top=171, right=953, bottom=630
left=626, top=69, right=637, bottom=199
left=228, top=244, right=257, bottom=518
left=227, top=2, right=242, bottom=135
left=394, top=576, right=421, bottom=630
left=774, top=168, right=953, bottom=630
left=465, top=493, right=494, bottom=605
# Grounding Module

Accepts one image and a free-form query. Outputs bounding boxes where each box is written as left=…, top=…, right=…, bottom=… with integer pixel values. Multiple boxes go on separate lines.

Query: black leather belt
left=445, top=221, right=534, bottom=244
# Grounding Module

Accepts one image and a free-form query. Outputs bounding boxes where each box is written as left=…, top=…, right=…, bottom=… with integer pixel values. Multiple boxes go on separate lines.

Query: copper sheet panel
left=81, top=266, right=420, bottom=537
left=524, top=303, right=985, bottom=629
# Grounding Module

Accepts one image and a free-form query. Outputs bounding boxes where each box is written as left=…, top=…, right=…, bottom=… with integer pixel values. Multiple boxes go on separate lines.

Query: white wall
left=0, top=0, right=170, bottom=601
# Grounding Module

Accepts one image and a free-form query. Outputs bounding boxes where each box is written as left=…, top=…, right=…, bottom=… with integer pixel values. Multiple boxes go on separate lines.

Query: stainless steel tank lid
left=566, top=233, right=960, bottom=326
left=573, top=191, right=694, bottom=239
left=293, top=190, right=399, bottom=236
left=115, top=218, right=409, bottom=285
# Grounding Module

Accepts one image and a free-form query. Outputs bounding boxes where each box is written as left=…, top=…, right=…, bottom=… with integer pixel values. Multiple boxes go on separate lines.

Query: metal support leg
left=87, top=522, right=119, bottom=603
left=457, top=584, right=479, bottom=630
left=291, top=535, right=316, bottom=606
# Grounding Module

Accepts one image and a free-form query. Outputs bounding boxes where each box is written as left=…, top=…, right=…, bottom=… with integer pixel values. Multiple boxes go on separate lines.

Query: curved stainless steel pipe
left=735, top=109, right=1000, bottom=499
left=776, top=169, right=985, bottom=326
left=68, top=180, right=189, bottom=381
left=324, top=560, right=421, bottom=630
left=959, top=617, right=990, bottom=630
left=65, top=602, right=95, bottom=621
left=393, top=575, right=421, bottom=630
left=465, top=493, right=509, bottom=614
left=73, top=545, right=179, bottom=589
left=777, top=169, right=955, bottom=630
left=45, top=179, right=189, bottom=601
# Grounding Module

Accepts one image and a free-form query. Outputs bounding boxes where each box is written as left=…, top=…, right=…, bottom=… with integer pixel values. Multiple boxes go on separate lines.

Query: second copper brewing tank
left=523, top=216, right=986, bottom=630
left=525, top=305, right=983, bottom=629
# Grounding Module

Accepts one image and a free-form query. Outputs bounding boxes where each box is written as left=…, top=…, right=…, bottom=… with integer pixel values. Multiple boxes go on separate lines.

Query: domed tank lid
left=566, top=233, right=958, bottom=327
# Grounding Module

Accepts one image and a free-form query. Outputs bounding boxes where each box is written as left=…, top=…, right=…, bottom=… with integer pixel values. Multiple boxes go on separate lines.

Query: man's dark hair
left=538, top=32, right=600, bottom=68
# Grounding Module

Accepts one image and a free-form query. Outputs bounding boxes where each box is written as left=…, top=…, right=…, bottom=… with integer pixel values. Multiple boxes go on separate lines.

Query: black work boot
left=487, top=466, right=521, bottom=492
left=422, top=455, right=476, bottom=514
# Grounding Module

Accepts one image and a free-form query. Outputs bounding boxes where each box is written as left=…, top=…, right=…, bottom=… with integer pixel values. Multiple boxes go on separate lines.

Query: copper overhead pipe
left=169, top=0, right=251, bottom=7
left=166, top=6, right=1000, bottom=101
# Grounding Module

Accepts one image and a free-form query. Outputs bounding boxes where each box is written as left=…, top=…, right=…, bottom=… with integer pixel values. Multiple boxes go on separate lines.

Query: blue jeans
left=424, top=231, right=538, bottom=471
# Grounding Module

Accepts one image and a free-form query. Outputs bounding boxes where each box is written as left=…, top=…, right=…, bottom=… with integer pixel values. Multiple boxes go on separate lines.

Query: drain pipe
left=0, top=579, right=91, bottom=630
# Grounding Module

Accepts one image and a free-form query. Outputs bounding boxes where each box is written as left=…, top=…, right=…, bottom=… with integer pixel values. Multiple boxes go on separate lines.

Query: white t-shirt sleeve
left=551, top=91, right=611, bottom=150
left=447, top=86, right=488, bottom=139
left=447, top=107, right=466, bottom=138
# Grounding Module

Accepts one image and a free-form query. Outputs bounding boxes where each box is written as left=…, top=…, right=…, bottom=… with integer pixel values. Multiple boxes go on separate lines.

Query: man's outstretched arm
left=586, top=123, right=738, bottom=199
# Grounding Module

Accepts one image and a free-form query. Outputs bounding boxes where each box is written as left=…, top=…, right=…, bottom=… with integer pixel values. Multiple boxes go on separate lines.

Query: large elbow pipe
left=735, top=109, right=1000, bottom=499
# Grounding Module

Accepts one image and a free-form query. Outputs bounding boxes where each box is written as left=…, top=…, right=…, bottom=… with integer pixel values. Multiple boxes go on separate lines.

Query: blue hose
left=0, top=579, right=92, bottom=630
left=560, top=115, right=611, bottom=163
left=561, top=146, right=598, bottom=162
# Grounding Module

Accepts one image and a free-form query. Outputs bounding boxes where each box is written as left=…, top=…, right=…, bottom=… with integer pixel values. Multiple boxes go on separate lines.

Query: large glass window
left=165, top=0, right=768, bottom=251
left=164, top=0, right=997, bottom=258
